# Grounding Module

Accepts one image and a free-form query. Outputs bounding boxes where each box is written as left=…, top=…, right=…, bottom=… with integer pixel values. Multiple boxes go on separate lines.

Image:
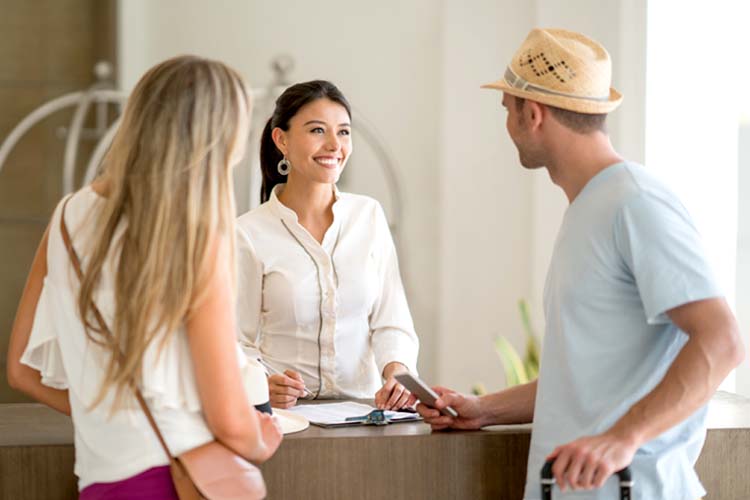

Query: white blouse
left=236, top=185, right=419, bottom=399
left=20, top=187, right=269, bottom=489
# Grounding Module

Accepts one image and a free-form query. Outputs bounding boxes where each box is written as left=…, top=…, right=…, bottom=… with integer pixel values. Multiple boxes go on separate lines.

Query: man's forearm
left=609, top=319, right=742, bottom=448
left=481, top=379, right=537, bottom=425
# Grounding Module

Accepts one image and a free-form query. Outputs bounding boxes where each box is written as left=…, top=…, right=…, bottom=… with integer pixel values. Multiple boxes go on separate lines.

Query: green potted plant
left=473, top=299, right=540, bottom=395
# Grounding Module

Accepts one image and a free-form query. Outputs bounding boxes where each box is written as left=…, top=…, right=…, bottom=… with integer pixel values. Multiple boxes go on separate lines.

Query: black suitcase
left=541, top=459, right=633, bottom=499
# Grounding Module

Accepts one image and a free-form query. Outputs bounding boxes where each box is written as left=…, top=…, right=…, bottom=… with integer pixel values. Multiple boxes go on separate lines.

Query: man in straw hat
left=417, top=28, right=743, bottom=499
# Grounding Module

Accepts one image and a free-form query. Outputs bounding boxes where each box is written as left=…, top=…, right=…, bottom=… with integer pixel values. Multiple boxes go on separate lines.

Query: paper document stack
left=287, top=401, right=422, bottom=428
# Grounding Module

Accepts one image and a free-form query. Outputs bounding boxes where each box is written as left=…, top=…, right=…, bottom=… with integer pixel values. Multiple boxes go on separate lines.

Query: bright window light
left=646, top=2, right=741, bottom=392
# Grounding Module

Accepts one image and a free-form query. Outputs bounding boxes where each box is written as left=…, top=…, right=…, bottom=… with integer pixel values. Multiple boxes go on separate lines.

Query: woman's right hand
left=268, top=369, right=307, bottom=408
left=253, top=411, right=283, bottom=463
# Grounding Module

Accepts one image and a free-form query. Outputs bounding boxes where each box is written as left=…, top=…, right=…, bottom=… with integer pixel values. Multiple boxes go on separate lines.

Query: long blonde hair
left=78, top=55, right=250, bottom=408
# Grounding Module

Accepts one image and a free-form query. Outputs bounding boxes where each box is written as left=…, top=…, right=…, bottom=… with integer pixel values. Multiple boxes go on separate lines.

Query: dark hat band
left=504, top=66, right=610, bottom=103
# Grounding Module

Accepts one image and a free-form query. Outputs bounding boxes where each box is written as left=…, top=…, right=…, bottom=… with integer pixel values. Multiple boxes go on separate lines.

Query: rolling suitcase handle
left=541, top=459, right=633, bottom=499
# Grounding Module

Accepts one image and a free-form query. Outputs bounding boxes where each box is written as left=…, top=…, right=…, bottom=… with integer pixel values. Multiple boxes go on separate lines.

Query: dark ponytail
left=259, top=118, right=285, bottom=203
left=259, top=80, right=351, bottom=203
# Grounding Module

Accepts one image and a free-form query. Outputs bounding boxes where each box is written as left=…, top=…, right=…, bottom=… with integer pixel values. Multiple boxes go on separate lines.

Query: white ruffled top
left=20, top=186, right=269, bottom=490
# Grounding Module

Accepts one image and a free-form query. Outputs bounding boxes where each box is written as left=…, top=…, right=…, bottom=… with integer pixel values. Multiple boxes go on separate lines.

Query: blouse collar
left=269, top=183, right=342, bottom=223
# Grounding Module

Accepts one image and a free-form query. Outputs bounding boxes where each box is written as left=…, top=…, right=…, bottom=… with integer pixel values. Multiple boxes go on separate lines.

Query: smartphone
left=395, top=373, right=458, bottom=418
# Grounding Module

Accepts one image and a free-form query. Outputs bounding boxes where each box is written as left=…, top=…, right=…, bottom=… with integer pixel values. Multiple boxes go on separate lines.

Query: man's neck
left=545, top=131, right=624, bottom=203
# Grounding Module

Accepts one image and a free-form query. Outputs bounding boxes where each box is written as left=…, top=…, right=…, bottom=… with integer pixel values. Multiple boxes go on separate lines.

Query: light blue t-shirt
left=523, top=162, right=722, bottom=500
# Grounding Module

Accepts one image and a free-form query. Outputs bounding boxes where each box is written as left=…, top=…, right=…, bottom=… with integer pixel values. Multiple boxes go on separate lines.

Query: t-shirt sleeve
left=615, top=190, right=723, bottom=324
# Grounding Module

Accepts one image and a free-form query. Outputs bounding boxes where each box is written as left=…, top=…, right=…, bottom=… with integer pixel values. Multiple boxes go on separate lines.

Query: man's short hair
left=514, top=97, right=607, bottom=134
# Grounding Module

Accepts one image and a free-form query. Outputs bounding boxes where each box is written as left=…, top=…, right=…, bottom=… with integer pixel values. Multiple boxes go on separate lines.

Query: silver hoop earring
left=277, top=158, right=291, bottom=175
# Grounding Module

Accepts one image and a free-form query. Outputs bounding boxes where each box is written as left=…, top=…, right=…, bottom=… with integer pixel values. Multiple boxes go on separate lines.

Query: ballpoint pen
left=256, top=357, right=313, bottom=397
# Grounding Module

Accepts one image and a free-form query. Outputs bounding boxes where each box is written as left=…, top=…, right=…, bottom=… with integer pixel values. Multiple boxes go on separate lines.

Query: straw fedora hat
left=481, top=28, right=622, bottom=114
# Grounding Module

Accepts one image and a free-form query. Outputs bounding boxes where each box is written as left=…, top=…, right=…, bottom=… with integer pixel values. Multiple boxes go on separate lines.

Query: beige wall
left=3, top=0, right=651, bottom=400
left=437, top=0, right=535, bottom=392
left=438, top=0, right=648, bottom=392
left=119, top=0, right=445, bottom=382
left=0, top=0, right=116, bottom=403
left=118, top=0, right=650, bottom=393
left=528, top=0, right=647, bottom=358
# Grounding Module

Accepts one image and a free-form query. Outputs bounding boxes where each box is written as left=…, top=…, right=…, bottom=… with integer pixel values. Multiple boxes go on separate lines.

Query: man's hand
left=546, top=430, right=638, bottom=492
left=415, top=386, right=486, bottom=431
left=375, top=362, right=416, bottom=410
left=268, top=369, right=307, bottom=409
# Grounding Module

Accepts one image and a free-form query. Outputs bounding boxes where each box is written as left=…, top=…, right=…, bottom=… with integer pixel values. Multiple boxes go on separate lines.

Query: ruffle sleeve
left=20, top=277, right=69, bottom=390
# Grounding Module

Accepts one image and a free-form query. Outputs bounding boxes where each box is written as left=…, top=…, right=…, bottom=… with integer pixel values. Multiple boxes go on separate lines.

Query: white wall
left=119, top=0, right=443, bottom=381
left=435, top=0, right=647, bottom=392
left=118, top=0, right=650, bottom=394
left=736, top=3, right=750, bottom=396
left=436, top=0, right=535, bottom=392
left=737, top=124, right=750, bottom=395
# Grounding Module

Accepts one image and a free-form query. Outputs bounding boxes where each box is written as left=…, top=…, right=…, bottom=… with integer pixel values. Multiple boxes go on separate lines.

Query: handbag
left=59, top=196, right=266, bottom=500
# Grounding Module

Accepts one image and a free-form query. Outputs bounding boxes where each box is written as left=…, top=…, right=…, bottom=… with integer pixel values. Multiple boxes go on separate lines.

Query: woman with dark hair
left=236, top=80, right=419, bottom=410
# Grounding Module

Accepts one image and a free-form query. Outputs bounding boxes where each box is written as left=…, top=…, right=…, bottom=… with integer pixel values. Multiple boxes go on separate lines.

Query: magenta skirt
left=79, top=465, right=178, bottom=500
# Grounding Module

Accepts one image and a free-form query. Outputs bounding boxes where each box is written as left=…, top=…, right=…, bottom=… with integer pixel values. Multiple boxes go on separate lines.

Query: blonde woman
left=6, top=56, right=282, bottom=499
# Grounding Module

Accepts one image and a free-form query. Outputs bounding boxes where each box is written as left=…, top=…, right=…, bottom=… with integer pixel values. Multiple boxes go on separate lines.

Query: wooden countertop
left=2, top=391, right=747, bottom=447
left=2, top=392, right=750, bottom=499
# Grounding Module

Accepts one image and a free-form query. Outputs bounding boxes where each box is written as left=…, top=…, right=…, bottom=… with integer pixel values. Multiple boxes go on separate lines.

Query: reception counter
left=1, top=392, right=749, bottom=499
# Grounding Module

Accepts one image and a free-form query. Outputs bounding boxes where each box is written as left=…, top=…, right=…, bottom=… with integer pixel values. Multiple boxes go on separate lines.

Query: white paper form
left=286, top=401, right=420, bottom=427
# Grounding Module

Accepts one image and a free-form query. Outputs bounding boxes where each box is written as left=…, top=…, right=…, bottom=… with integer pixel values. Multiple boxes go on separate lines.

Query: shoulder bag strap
left=59, top=194, right=177, bottom=464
